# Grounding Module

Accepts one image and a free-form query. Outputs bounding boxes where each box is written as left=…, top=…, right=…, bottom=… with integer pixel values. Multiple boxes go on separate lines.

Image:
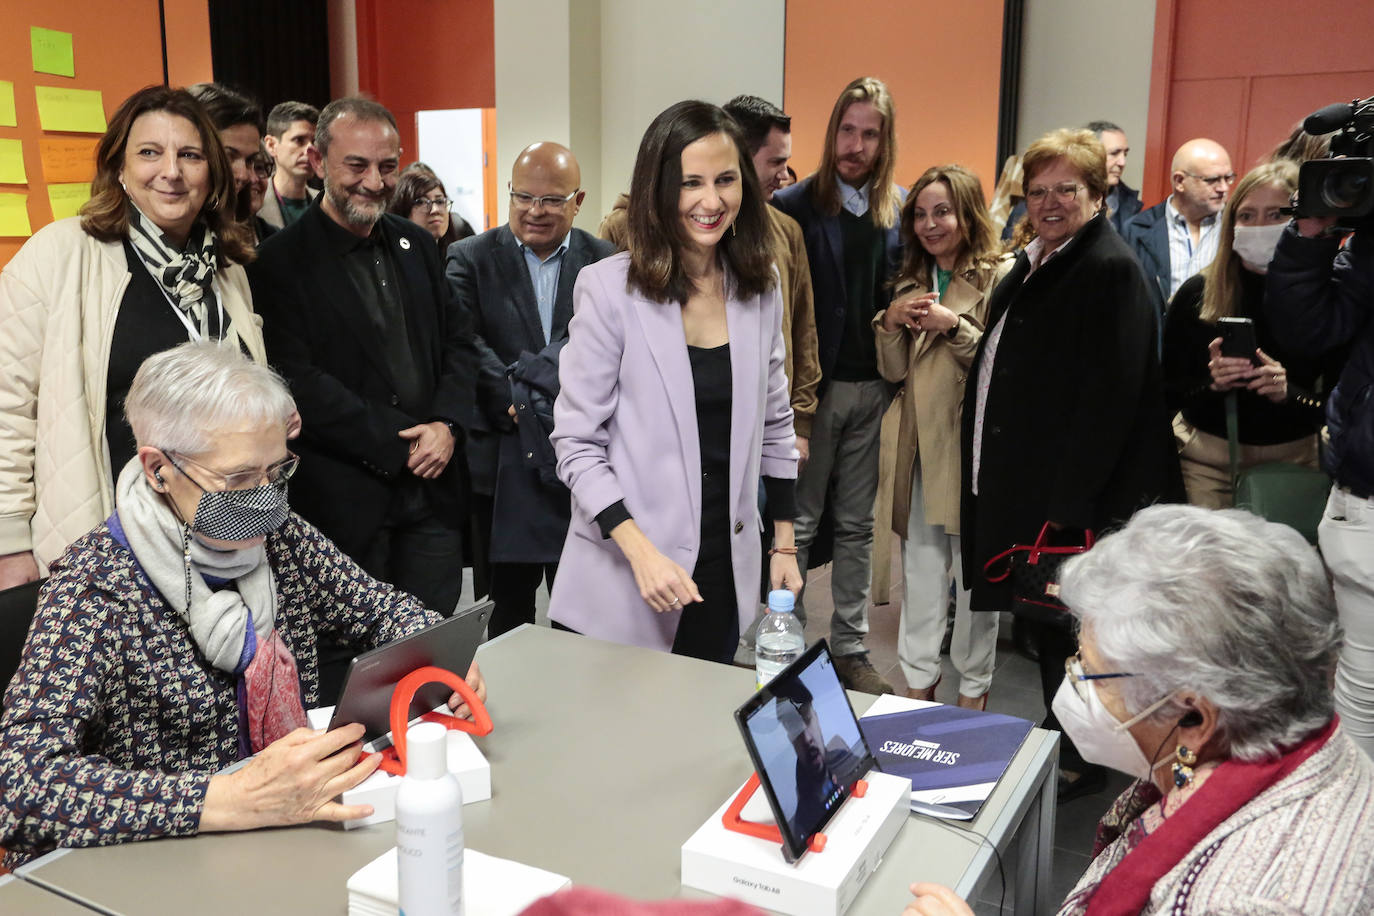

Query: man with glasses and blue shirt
left=445, top=142, right=615, bottom=637
left=249, top=97, right=479, bottom=694
left=1124, top=138, right=1235, bottom=317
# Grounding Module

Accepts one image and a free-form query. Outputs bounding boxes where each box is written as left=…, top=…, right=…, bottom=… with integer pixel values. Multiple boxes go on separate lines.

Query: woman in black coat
left=960, top=128, right=1182, bottom=800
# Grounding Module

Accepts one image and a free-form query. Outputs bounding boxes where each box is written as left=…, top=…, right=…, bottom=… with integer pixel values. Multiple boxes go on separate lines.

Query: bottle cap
left=767, top=589, right=795, bottom=613
left=405, top=721, right=448, bottom=780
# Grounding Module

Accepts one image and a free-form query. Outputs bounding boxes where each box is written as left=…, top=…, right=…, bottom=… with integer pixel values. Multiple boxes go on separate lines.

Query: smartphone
left=1218, top=316, right=1260, bottom=364
left=733, top=640, right=876, bottom=864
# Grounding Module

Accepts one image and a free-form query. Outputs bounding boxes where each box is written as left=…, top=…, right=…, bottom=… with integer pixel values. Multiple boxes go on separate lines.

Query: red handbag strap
left=987, top=525, right=1097, bottom=576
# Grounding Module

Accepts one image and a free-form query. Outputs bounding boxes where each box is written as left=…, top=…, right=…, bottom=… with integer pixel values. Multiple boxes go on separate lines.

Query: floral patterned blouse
left=0, top=513, right=440, bottom=865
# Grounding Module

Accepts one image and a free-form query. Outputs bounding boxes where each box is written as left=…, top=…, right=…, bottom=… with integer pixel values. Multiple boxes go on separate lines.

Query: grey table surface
left=17, top=625, right=1056, bottom=915
left=0, top=873, right=95, bottom=913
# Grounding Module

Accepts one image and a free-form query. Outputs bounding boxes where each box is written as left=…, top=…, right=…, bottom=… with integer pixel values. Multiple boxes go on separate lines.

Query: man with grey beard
left=249, top=97, right=478, bottom=693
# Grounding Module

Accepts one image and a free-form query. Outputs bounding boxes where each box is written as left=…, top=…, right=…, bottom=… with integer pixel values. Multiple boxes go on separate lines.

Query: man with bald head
left=1124, top=138, right=1236, bottom=313
left=446, top=142, right=615, bottom=636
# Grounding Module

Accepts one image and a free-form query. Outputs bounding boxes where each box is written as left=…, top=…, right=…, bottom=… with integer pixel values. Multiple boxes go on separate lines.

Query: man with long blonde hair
left=772, top=77, right=905, bottom=694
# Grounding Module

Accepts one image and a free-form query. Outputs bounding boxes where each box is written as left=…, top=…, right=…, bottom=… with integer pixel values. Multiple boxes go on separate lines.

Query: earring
left=1172, top=745, right=1198, bottom=789
left=730, top=220, right=737, bottom=238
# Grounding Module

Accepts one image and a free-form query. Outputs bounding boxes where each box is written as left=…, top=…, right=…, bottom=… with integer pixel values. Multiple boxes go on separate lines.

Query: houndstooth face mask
left=163, top=451, right=293, bottom=541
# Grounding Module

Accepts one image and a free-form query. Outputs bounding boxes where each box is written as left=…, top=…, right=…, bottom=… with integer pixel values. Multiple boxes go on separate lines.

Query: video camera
left=1296, top=95, right=1374, bottom=231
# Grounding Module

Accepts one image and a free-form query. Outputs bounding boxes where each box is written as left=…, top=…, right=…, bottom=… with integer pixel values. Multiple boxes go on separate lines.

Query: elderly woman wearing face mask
left=0, top=342, right=484, bottom=866
left=0, top=85, right=265, bottom=591
left=905, top=504, right=1374, bottom=916
left=1161, top=160, right=1343, bottom=508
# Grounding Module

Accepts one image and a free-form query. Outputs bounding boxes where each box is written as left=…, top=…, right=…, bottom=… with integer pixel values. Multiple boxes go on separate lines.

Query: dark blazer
left=771, top=176, right=904, bottom=393
left=1002, top=180, right=1142, bottom=240
left=1122, top=199, right=1172, bottom=313
left=248, top=201, right=478, bottom=560
left=960, top=213, right=1182, bottom=612
left=444, top=224, right=615, bottom=494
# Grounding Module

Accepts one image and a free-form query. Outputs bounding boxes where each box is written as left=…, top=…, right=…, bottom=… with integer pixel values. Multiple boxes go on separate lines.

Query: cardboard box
left=307, top=705, right=491, bottom=830
left=681, top=770, right=910, bottom=916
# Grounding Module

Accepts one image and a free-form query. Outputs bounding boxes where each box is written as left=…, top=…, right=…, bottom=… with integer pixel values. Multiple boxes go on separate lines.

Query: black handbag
left=983, top=522, right=1095, bottom=624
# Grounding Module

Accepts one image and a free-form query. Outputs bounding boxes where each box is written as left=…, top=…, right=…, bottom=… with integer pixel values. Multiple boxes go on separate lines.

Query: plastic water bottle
left=756, top=589, right=805, bottom=689
left=396, top=721, right=464, bottom=916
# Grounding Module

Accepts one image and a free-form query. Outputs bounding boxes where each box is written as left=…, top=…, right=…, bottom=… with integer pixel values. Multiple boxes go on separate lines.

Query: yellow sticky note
left=31, top=27, right=75, bottom=78
left=0, top=193, right=32, bottom=237
left=0, top=81, right=15, bottom=128
left=0, top=140, right=25, bottom=184
left=34, top=86, right=106, bottom=133
left=47, top=182, right=90, bottom=221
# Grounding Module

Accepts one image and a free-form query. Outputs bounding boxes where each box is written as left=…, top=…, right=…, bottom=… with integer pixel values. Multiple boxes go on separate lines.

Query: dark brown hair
left=80, top=85, right=255, bottom=265
left=626, top=100, right=775, bottom=304
left=388, top=162, right=471, bottom=251
left=897, top=164, right=1000, bottom=286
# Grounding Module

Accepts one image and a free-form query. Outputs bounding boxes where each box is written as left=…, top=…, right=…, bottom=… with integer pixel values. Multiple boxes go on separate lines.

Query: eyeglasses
left=248, top=155, right=275, bottom=180
left=1065, top=653, right=1136, bottom=702
left=1025, top=182, right=1083, bottom=205
left=412, top=196, right=452, bottom=213
left=164, top=450, right=300, bottom=492
left=1185, top=171, right=1236, bottom=188
left=508, top=185, right=579, bottom=211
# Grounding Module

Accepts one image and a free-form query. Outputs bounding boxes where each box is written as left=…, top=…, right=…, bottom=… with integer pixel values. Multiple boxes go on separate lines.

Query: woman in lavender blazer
left=549, top=101, right=801, bottom=662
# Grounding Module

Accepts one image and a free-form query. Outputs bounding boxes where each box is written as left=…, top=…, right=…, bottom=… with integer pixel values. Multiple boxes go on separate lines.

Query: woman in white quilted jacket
left=0, top=85, right=266, bottom=588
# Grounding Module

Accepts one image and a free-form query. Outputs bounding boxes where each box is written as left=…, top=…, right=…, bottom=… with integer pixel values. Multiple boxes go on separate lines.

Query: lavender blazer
left=549, top=253, right=797, bottom=650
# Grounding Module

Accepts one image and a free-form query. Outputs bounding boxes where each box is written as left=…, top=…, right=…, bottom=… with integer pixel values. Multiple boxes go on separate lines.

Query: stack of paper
left=348, top=847, right=571, bottom=916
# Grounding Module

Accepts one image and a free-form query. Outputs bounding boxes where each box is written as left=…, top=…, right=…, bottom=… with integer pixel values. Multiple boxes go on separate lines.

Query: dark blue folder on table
left=860, top=703, right=1034, bottom=819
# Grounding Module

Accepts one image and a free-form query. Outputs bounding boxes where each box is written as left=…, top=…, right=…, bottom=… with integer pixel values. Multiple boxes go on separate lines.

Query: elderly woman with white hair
left=905, top=504, right=1374, bottom=915
left=0, top=341, right=484, bottom=866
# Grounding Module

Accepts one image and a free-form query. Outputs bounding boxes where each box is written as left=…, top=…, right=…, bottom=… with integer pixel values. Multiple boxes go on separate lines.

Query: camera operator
left=1265, top=107, right=1374, bottom=756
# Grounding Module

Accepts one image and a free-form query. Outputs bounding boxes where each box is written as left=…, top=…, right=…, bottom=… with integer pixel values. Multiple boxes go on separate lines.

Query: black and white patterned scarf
left=127, top=202, right=221, bottom=337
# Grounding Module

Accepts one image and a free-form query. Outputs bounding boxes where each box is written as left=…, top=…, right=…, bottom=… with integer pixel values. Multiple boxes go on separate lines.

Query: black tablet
left=327, top=600, right=492, bottom=742
left=733, top=639, right=877, bottom=864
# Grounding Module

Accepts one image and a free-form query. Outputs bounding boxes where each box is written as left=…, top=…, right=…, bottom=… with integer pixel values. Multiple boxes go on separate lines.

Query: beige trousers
left=1173, top=413, right=1319, bottom=510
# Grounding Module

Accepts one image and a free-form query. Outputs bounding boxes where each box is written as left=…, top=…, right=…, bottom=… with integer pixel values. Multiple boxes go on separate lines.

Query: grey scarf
left=115, top=459, right=277, bottom=673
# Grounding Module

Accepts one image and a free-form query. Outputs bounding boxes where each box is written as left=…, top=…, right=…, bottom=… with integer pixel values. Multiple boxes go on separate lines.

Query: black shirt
left=106, top=239, right=221, bottom=480
left=318, top=209, right=427, bottom=418
left=690, top=344, right=733, bottom=562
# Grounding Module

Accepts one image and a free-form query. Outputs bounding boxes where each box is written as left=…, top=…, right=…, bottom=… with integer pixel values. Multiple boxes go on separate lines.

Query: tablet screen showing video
left=734, top=640, right=876, bottom=863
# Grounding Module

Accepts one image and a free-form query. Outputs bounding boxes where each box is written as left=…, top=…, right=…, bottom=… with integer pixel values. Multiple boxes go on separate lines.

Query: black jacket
left=444, top=224, right=615, bottom=494
left=960, top=214, right=1182, bottom=611
left=1266, top=224, right=1374, bottom=494
left=248, top=201, right=478, bottom=560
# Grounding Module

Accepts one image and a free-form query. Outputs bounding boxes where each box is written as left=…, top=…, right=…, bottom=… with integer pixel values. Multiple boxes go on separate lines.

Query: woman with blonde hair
left=875, top=164, right=1011, bottom=708
left=1162, top=160, right=1339, bottom=508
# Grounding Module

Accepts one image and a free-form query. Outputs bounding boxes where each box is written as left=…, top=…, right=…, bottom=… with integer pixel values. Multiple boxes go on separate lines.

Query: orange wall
left=0, top=0, right=211, bottom=268
left=784, top=0, right=1005, bottom=199
left=354, top=0, right=495, bottom=166
left=1144, top=0, right=1374, bottom=205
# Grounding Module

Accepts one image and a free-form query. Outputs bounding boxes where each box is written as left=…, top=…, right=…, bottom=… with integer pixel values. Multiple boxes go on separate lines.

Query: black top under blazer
left=248, top=201, right=479, bottom=561
left=960, top=213, right=1183, bottom=612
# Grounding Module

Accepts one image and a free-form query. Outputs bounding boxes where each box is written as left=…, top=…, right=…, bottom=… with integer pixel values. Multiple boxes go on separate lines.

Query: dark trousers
left=317, top=505, right=464, bottom=702
left=1029, top=618, right=1088, bottom=772
left=552, top=553, right=740, bottom=665
left=489, top=562, right=558, bottom=638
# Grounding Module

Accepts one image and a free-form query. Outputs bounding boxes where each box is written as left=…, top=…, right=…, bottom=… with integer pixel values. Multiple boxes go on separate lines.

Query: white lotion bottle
left=396, top=721, right=464, bottom=916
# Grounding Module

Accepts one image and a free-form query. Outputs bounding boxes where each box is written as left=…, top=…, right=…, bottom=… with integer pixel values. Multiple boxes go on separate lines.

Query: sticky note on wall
left=47, top=182, right=90, bottom=221
left=35, top=86, right=106, bottom=133
left=0, top=81, right=16, bottom=128
left=0, top=193, right=32, bottom=237
left=31, top=27, right=76, bottom=78
left=0, top=140, right=26, bottom=185
left=39, top=137, right=97, bottom=183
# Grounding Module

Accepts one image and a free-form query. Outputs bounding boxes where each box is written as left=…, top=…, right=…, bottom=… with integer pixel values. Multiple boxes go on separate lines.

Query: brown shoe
left=956, top=692, right=988, bottom=711
left=833, top=653, right=895, bottom=695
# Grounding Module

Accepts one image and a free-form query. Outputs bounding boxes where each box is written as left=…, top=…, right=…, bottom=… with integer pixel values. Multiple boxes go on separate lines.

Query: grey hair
left=1060, top=504, right=1340, bottom=762
left=124, top=341, right=296, bottom=456
left=314, top=96, right=397, bottom=157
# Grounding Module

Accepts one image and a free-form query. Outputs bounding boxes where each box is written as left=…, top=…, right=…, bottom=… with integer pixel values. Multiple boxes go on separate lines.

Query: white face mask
left=1051, top=675, right=1176, bottom=780
left=1231, top=223, right=1287, bottom=274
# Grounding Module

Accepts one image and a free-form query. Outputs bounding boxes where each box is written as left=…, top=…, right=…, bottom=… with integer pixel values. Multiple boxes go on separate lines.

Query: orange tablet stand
left=721, top=773, right=869, bottom=855
left=376, top=665, right=493, bottom=777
